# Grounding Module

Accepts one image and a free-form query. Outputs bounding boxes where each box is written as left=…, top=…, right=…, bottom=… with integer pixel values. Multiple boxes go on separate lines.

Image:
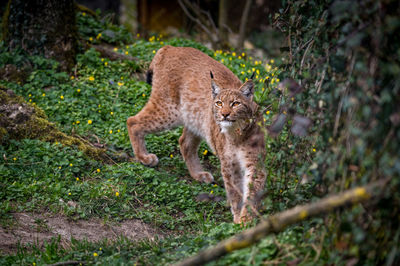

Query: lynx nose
left=221, top=111, right=230, bottom=119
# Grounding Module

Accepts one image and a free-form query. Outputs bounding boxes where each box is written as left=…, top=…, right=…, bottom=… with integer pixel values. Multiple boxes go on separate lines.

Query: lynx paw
left=194, top=172, right=214, bottom=184
left=139, top=153, right=159, bottom=167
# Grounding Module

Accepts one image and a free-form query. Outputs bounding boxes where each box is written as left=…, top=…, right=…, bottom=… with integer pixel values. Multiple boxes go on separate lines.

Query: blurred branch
left=178, top=0, right=219, bottom=48
left=174, top=178, right=388, bottom=266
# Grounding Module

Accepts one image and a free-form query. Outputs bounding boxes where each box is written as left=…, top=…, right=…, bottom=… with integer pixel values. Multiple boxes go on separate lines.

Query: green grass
left=0, top=11, right=326, bottom=266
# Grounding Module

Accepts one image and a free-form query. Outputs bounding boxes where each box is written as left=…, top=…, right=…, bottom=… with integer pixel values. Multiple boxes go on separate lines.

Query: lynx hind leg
left=179, top=128, right=214, bottom=183
left=127, top=100, right=178, bottom=167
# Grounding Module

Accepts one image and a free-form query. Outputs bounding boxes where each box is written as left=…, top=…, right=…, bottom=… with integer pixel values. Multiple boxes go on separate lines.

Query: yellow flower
left=203, top=150, right=208, bottom=155
left=152, top=50, right=156, bottom=54
left=104, top=62, right=108, bottom=66
left=97, top=168, right=101, bottom=173
left=142, top=93, right=146, bottom=97
left=76, top=177, right=79, bottom=181
left=96, top=33, right=102, bottom=39
left=238, top=56, right=242, bottom=59
left=312, top=148, right=316, bottom=152
left=270, top=59, right=275, bottom=63
left=136, top=33, right=140, bottom=37
left=210, top=190, right=214, bottom=194
left=280, top=189, right=283, bottom=193
left=82, top=12, right=86, bottom=16
left=220, top=59, right=224, bottom=63
left=160, top=41, right=164, bottom=45
left=271, top=73, right=274, bottom=77
left=60, top=95, right=64, bottom=99
left=115, top=192, right=120, bottom=197
left=68, top=192, right=71, bottom=196
left=266, top=110, right=270, bottom=115
left=242, top=52, right=245, bottom=57
left=109, top=130, right=112, bottom=134
left=89, top=76, right=94, bottom=81
left=101, top=58, right=104, bottom=62
left=93, top=252, right=98, bottom=257
left=120, top=77, right=124, bottom=80
left=262, top=87, right=265, bottom=91
left=117, top=129, right=120, bottom=133
left=232, top=52, right=236, bottom=57
left=110, top=112, right=114, bottom=115
left=241, top=71, right=245, bottom=75
left=89, top=37, right=93, bottom=42
left=77, top=89, right=81, bottom=93
left=58, top=166, right=61, bottom=169
left=256, top=69, right=260, bottom=75
left=29, top=94, right=32, bottom=97
left=70, top=163, right=73, bottom=167
left=125, top=51, right=128, bottom=55
left=170, top=154, right=173, bottom=158
left=13, top=157, right=17, bottom=161
left=213, top=184, right=218, bottom=187
left=42, top=93, right=45, bottom=96
left=117, top=82, right=123, bottom=86
left=88, top=120, right=92, bottom=124
left=126, top=45, right=129, bottom=49
left=113, top=47, right=118, bottom=51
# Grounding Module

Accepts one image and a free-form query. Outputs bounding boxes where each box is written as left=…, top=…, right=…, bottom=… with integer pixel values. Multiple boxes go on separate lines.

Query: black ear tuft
left=250, top=71, right=255, bottom=80
left=210, top=71, right=214, bottom=79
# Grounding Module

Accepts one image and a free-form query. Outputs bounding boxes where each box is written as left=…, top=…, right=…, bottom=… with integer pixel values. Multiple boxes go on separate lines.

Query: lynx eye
left=232, top=101, right=241, bottom=107
left=215, top=101, right=223, bottom=107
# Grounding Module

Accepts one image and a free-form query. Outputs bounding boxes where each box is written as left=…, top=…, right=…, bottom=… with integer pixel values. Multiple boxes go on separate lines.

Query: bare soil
left=0, top=212, right=164, bottom=254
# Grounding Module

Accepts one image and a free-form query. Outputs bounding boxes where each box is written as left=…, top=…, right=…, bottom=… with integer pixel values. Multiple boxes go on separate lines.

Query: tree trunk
left=218, top=0, right=228, bottom=49
left=237, top=0, right=252, bottom=50
left=2, top=0, right=78, bottom=71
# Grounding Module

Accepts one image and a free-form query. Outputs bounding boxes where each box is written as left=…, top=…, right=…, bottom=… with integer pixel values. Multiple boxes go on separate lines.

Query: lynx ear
left=210, top=71, right=221, bottom=98
left=240, top=80, right=254, bottom=98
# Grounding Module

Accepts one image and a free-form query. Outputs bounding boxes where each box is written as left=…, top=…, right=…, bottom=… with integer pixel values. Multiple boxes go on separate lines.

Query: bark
left=174, top=179, right=388, bottom=266
left=2, top=0, right=78, bottom=71
left=237, top=0, right=252, bottom=50
left=218, top=0, right=228, bottom=48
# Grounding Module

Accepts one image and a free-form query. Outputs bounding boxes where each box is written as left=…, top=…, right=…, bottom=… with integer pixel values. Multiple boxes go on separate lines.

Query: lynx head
left=210, top=71, right=257, bottom=133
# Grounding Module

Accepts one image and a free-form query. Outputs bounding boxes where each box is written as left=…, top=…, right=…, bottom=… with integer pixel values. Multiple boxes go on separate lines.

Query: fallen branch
left=175, top=179, right=388, bottom=266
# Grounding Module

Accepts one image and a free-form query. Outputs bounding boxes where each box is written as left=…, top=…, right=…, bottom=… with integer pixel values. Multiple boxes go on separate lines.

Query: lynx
left=127, top=46, right=266, bottom=223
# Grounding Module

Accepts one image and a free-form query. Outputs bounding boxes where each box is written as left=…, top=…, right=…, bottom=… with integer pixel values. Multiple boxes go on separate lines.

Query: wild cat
left=127, top=46, right=266, bottom=223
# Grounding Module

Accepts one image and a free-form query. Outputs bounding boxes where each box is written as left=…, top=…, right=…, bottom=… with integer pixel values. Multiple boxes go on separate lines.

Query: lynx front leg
left=220, top=160, right=243, bottom=224
left=179, top=127, right=214, bottom=183
left=239, top=165, right=266, bottom=223
left=127, top=100, right=178, bottom=167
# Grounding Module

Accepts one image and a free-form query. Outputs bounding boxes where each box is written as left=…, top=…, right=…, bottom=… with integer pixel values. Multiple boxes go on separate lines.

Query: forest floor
left=0, top=212, right=164, bottom=254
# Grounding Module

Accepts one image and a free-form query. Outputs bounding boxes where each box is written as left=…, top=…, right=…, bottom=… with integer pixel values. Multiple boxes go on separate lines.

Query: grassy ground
left=0, top=11, right=328, bottom=266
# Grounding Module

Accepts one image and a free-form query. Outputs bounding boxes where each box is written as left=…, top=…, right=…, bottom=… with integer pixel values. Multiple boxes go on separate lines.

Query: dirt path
left=0, top=212, right=164, bottom=253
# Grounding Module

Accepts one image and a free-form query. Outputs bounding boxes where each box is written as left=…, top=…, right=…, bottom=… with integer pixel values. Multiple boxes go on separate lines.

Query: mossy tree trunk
left=2, top=0, right=78, bottom=71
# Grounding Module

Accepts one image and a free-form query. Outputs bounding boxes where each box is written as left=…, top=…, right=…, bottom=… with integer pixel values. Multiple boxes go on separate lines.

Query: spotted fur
left=127, top=46, right=266, bottom=223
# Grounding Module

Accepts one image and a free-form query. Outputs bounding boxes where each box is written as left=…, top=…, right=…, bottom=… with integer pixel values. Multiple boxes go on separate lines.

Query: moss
left=0, top=88, right=110, bottom=162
